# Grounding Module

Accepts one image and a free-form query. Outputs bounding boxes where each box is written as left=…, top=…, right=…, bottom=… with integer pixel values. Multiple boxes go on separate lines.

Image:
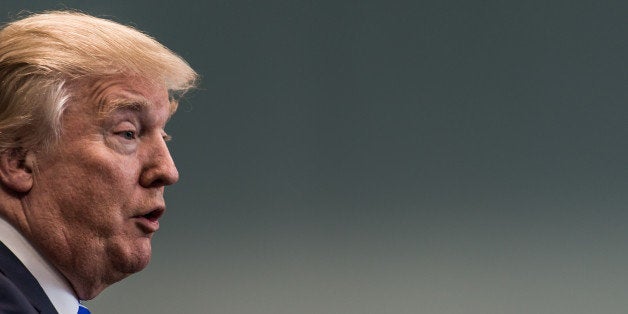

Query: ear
left=0, top=148, right=35, bottom=193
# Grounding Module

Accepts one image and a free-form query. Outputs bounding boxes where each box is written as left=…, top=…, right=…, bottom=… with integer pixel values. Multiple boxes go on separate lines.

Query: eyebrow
left=99, top=98, right=150, bottom=118
left=97, top=98, right=175, bottom=141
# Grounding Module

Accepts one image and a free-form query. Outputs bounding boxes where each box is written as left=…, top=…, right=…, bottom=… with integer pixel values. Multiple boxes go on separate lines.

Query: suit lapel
left=0, top=241, right=58, bottom=313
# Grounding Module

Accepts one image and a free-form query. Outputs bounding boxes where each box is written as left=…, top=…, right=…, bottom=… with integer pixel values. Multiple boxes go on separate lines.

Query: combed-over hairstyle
left=0, top=10, right=198, bottom=151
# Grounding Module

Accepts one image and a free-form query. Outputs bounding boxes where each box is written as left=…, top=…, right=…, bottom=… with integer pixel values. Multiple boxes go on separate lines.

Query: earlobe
left=0, top=148, right=35, bottom=193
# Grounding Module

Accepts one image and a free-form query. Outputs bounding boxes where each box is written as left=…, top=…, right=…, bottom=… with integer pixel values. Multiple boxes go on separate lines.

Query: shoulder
left=0, top=242, right=58, bottom=313
left=0, top=270, right=39, bottom=313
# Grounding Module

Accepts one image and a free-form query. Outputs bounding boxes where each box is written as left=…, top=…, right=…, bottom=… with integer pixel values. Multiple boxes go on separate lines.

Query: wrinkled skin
left=17, top=77, right=179, bottom=299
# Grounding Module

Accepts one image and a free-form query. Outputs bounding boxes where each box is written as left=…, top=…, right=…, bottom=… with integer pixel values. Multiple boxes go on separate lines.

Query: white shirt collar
left=0, top=216, right=80, bottom=314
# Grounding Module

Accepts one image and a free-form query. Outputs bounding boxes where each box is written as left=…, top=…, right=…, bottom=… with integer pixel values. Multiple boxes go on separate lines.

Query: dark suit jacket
left=0, top=242, right=58, bottom=313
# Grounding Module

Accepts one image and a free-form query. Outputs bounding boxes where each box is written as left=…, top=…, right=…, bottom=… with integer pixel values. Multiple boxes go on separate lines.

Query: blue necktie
left=78, top=304, right=91, bottom=314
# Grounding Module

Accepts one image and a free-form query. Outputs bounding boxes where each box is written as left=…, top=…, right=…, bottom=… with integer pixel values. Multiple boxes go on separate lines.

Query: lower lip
left=134, top=216, right=160, bottom=233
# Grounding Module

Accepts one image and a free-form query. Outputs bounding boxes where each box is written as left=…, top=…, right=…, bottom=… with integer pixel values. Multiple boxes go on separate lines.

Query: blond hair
left=0, top=10, right=198, bottom=151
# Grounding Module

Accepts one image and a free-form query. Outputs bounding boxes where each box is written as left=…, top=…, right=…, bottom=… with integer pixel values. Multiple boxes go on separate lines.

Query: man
left=0, top=11, right=197, bottom=313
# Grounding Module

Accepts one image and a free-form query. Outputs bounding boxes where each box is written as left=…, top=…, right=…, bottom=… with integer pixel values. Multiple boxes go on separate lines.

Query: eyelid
left=111, top=119, right=139, bottom=137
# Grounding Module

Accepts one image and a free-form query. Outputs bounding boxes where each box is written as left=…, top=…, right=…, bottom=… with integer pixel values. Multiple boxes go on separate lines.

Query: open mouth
left=133, top=208, right=165, bottom=233
left=140, top=208, right=164, bottom=222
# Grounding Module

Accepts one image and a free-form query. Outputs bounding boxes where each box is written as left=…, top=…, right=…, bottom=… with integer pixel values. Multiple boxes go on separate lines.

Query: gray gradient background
left=3, top=1, right=628, bottom=313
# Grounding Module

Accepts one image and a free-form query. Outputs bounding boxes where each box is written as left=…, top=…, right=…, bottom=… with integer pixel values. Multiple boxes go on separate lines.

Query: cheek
left=39, top=154, right=140, bottom=223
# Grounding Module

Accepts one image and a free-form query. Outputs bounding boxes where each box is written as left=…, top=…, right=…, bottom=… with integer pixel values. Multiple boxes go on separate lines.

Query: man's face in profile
left=23, top=76, right=178, bottom=297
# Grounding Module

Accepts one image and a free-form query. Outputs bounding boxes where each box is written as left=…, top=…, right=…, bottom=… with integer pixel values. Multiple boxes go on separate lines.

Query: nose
left=139, top=134, right=179, bottom=188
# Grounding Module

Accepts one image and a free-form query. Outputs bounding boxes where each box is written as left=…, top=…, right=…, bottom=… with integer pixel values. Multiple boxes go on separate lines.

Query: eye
left=121, top=131, right=136, bottom=140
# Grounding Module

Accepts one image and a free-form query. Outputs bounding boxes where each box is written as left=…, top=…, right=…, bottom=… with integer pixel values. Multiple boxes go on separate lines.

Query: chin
left=65, top=239, right=154, bottom=300
left=124, top=252, right=152, bottom=274
left=111, top=239, right=153, bottom=276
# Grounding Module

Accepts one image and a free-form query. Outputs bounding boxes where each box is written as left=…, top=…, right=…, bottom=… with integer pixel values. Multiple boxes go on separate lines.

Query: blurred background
left=3, top=1, right=628, bottom=313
